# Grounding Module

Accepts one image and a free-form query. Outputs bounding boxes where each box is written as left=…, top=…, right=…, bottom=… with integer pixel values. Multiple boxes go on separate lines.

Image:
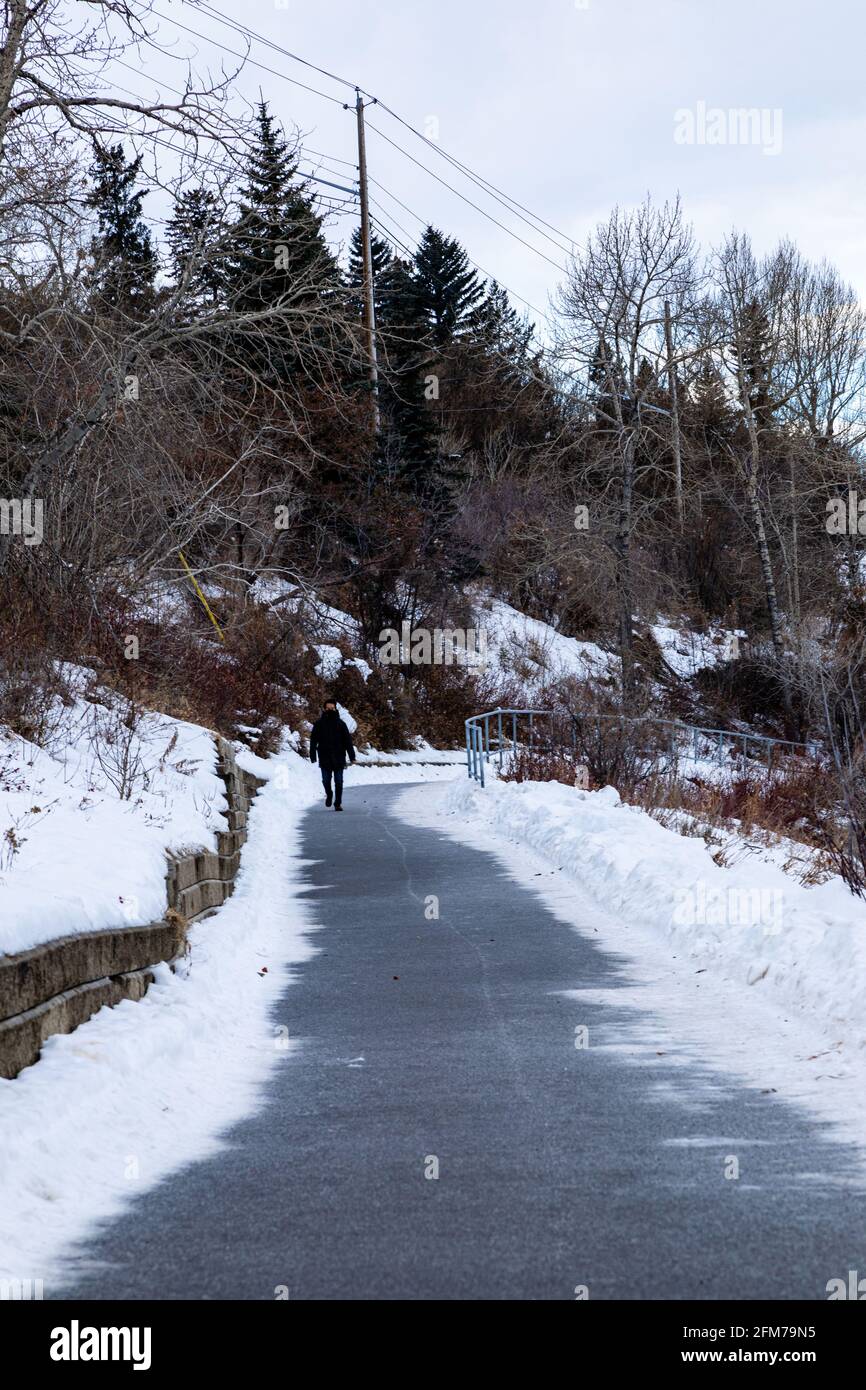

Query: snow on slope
left=0, top=692, right=225, bottom=955
left=651, top=620, right=746, bottom=678
left=396, top=775, right=866, bottom=1158
left=473, top=595, right=617, bottom=694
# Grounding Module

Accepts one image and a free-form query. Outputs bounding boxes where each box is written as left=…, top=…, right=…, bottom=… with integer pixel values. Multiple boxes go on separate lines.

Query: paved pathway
left=54, top=784, right=863, bottom=1300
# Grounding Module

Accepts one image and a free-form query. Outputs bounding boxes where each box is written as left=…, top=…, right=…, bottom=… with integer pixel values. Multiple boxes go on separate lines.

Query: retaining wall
left=0, top=736, right=264, bottom=1079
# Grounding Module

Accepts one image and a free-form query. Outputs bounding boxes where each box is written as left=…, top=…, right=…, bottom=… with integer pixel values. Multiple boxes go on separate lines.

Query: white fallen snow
left=651, top=619, right=746, bottom=678
left=472, top=594, right=617, bottom=694
left=395, top=774, right=866, bottom=1163
left=0, top=741, right=318, bottom=1287
left=0, top=694, right=225, bottom=955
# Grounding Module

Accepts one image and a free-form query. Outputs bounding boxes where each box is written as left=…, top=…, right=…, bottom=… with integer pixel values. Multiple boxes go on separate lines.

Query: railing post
left=466, top=720, right=472, bottom=779
left=477, top=723, right=485, bottom=788
left=497, top=709, right=503, bottom=770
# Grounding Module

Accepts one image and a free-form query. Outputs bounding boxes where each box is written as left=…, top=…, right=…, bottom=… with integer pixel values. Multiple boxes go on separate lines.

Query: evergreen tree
left=85, top=143, right=157, bottom=316
left=346, top=226, right=393, bottom=323
left=470, top=280, right=533, bottom=374
left=225, top=102, right=337, bottom=320
left=376, top=253, right=439, bottom=490
left=732, top=299, right=773, bottom=430
left=412, top=226, right=484, bottom=350
left=688, top=357, right=737, bottom=461
left=166, top=186, right=224, bottom=309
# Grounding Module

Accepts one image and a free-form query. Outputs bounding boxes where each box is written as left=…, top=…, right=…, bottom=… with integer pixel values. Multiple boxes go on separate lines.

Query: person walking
left=309, top=700, right=356, bottom=810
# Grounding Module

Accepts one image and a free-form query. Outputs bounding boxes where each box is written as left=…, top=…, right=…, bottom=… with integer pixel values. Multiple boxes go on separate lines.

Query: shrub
left=500, top=746, right=591, bottom=788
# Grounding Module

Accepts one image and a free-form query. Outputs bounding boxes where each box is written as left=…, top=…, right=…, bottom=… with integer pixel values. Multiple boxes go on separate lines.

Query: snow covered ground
left=473, top=594, right=616, bottom=693
left=651, top=619, right=746, bottom=678
left=4, top=631, right=864, bottom=1287
left=395, top=774, right=866, bottom=1165
left=0, top=689, right=225, bottom=955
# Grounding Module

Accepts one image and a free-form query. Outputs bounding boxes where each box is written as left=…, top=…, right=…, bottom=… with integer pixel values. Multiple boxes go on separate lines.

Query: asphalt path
left=53, top=783, right=864, bottom=1300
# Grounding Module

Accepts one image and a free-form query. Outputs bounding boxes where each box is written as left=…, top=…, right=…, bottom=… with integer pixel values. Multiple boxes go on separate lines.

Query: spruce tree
left=470, top=280, right=533, bottom=372
left=226, top=102, right=337, bottom=319
left=376, top=254, right=439, bottom=490
left=346, top=225, right=393, bottom=323
left=412, top=226, right=484, bottom=350
left=166, top=186, right=224, bottom=309
left=85, top=143, right=157, bottom=317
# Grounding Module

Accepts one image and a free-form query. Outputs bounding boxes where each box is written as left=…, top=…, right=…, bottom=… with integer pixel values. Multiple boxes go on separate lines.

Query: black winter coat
left=309, top=710, right=356, bottom=770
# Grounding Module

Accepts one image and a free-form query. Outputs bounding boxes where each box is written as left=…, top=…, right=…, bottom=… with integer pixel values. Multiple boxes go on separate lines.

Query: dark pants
left=320, top=765, right=344, bottom=804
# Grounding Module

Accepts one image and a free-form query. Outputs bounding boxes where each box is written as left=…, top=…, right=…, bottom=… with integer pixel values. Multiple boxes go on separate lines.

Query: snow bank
left=0, top=699, right=225, bottom=955
left=0, top=742, right=323, bottom=1286
left=396, top=774, right=866, bottom=1159
left=431, top=775, right=866, bottom=1047
left=651, top=619, right=745, bottom=678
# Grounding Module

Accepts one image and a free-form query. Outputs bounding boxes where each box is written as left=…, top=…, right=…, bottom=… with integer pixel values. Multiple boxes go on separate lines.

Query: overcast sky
left=123, top=0, right=866, bottom=335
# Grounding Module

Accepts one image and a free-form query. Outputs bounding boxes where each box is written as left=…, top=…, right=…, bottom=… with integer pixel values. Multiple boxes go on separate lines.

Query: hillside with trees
left=2, top=1, right=866, bottom=873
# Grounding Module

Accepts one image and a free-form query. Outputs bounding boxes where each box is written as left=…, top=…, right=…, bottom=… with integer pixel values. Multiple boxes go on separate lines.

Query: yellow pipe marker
left=177, top=549, right=225, bottom=643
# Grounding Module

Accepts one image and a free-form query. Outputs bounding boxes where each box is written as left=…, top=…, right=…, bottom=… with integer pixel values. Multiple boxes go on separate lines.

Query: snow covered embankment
left=415, top=775, right=866, bottom=1054
left=0, top=698, right=226, bottom=956
left=0, top=743, right=323, bottom=1286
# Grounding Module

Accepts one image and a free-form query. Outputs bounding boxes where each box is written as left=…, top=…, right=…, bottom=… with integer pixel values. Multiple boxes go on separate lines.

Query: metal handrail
left=465, top=707, right=820, bottom=787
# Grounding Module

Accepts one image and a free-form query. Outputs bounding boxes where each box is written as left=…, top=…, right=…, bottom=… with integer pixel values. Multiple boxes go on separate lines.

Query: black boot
left=325, top=790, right=332, bottom=807
left=334, top=802, right=343, bottom=811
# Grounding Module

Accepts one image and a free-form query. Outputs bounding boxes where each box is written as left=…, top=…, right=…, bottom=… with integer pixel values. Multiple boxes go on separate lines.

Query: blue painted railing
left=465, top=708, right=819, bottom=787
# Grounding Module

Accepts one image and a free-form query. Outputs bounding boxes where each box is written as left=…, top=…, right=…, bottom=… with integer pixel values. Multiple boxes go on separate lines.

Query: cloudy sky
left=121, top=0, right=866, bottom=334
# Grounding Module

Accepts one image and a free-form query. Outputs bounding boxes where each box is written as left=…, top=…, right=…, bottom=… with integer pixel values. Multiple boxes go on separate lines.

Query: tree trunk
left=615, top=430, right=636, bottom=702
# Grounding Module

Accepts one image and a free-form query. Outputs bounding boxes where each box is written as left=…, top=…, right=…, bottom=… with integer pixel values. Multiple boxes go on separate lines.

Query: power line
left=111, top=8, right=563, bottom=322
left=373, top=98, right=577, bottom=255
left=363, top=120, right=568, bottom=275
left=154, top=5, right=572, bottom=277
left=109, top=56, right=356, bottom=183
left=76, top=64, right=357, bottom=195
left=303, top=146, right=357, bottom=170
left=151, top=6, right=347, bottom=106
left=191, top=0, right=360, bottom=93
left=208, top=5, right=576, bottom=257
left=369, top=183, right=553, bottom=325
left=84, top=111, right=357, bottom=206
left=368, top=212, right=416, bottom=262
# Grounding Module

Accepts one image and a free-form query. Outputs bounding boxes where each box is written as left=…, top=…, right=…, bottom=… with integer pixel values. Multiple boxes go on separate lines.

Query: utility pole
left=664, top=299, right=684, bottom=533
left=354, top=90, right=380, bottom=433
